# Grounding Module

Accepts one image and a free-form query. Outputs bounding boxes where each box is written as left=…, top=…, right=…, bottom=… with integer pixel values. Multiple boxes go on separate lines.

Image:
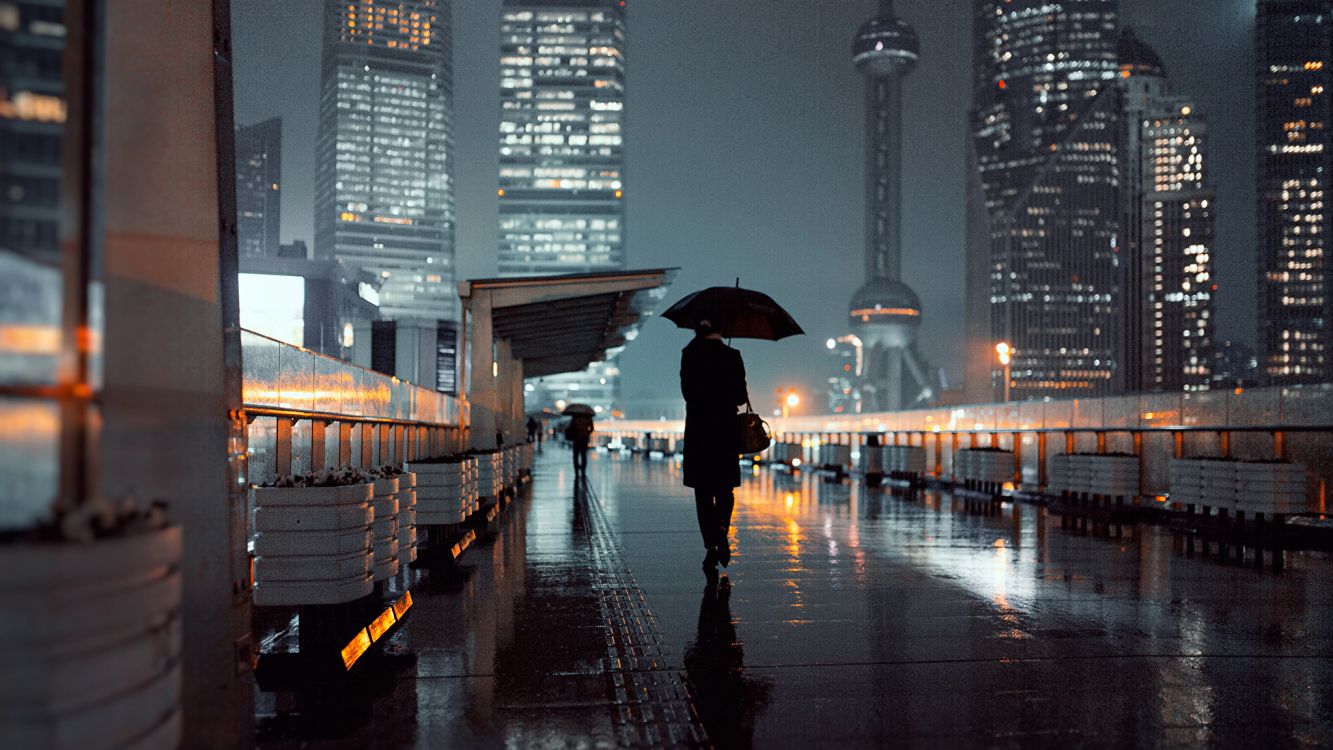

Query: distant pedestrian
left=565, top=414, right=594, bottom=477
left=680, top=319, right=749, bottom=578
left=526, top=416, right=540, bottom=443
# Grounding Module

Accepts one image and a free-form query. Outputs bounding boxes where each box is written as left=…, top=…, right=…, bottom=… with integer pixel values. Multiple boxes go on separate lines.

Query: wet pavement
left=259, top=447, right=1333, bottom=748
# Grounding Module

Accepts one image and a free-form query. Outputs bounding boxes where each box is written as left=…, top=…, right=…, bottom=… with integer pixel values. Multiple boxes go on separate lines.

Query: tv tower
left=847, top=0, right=934, bottom=411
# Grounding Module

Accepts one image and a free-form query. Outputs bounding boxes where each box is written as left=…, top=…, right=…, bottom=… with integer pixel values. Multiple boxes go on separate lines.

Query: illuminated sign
left=238, top=273, right=305, bottom=347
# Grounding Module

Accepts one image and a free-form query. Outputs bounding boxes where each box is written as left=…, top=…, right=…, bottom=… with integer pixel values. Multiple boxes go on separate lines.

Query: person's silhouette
left=680, top=319, right=749, bottom=576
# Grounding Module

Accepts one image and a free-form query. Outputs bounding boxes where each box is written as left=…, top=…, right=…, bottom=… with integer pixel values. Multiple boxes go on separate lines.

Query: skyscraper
left=235, top=118, right=282, bottom=259
left=0, top=2, right=66, bottom=260
left=315, top=0, right=456, bottom=323
left=1256, top=0, right=1332, bottom=384
left=1120, top=29, right=1215, bottom=392
left=846, top=0, right=936, bottom=413
left=499, top=0, right=626, bottom=416
left=972, top=0, right=1124, bottom=400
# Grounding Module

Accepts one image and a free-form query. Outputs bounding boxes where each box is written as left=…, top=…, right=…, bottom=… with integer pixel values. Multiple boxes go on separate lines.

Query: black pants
left=572, top=441, right=589, bottom=474
left=694, top=488, right=735, bottom=550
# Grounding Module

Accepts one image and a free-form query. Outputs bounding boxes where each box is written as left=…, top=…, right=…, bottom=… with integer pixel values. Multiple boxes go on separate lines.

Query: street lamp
left=995, top=342, right=1012, bottom=403
left=777, top=387, right=800, bottom=419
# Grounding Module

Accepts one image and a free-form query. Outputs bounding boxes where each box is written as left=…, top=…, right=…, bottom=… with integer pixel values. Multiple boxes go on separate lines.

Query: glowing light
left=368, top=607, right=397, bottom=641
left=341, top=628, right=372, bottom=670
left=995, top=342, right=1012, bottom=365
left=785, top=392, right=800, bottom=408
left=393, top=591, right=413, bottom=619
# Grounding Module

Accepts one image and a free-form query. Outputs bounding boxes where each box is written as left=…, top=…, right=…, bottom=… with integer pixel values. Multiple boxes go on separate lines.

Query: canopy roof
left=459, top=269, right=675, bottom=378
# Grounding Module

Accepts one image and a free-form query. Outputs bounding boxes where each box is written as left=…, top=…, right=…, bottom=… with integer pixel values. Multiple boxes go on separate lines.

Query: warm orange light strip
left=0, top=324, right=60, bottom=355
left=341, top=628, right=372, bottom=671
left=393, top=591, right=413, bottom=619
left=368, top=607, right=397, bottom=642
left=850, top=307, right=920, bottom=318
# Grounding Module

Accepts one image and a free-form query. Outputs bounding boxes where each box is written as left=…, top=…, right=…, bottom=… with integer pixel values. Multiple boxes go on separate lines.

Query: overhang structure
left=459, top=269, right=675, bottom=449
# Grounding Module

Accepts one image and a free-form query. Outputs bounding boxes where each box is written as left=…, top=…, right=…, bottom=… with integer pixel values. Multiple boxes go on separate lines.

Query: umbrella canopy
left=561, top=403, right=595, bottom=416
left=661, top=285, right=804, bottom=340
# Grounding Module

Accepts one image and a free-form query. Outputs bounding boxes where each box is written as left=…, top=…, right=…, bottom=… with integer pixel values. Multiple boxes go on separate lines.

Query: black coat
left=680, top=336, right=749, bottom=489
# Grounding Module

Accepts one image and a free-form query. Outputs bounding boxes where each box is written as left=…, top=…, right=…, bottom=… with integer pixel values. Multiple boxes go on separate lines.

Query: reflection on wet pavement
left=260, top=447, right=1333, bottom=748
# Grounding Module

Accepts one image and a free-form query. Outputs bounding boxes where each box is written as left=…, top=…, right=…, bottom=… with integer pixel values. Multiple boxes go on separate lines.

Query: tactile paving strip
left=578, top=478, right=708, bottom=747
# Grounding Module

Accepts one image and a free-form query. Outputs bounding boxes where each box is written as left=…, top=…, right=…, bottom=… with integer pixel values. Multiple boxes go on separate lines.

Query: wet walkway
left=260, top=447, right=1333, bottom=748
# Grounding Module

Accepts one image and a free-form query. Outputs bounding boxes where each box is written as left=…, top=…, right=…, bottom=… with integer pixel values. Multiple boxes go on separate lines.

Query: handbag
left=737, top=401, right=771, bottom=455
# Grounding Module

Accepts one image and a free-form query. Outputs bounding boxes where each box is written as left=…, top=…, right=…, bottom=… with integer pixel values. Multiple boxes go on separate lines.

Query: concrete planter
left=0, top=526, right=183, bottom=750
left=371, top=480, right=400, bottom=581
left=397, top=474, right=418, bottom=565
left=409, top=461, right=470, bottom=525
left=251, top=483, right=374, bottom=607
left=955, top=448, right=1013, bottom=484
left=883, top=446, right=927, bottom=475
left=1049, top=454, right=1139, bottom=498
left=1168, top=459, right=1306, bottom=515
left=818, top=444, right=852, bottom=468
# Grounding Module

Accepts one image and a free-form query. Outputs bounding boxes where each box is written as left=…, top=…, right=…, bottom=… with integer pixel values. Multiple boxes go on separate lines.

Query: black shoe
left=702, top=547, right=718, bottom=573
left=717, top=544, right=731, bottom=568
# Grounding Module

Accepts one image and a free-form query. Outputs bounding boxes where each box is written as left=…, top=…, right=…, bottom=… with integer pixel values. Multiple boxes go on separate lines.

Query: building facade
left=315, top=0, right=457, bottom=324
left=235, top=118, right=282, bottom=259
left=1120, top=29, right=1215, bottom=392
left=0, top=1, right=65, bottom=260
left=972, top=0, right=1125, bottom=400
left=499, top=0, right=626, bottom=416
left=1256, top=0, right=1332, bottom=384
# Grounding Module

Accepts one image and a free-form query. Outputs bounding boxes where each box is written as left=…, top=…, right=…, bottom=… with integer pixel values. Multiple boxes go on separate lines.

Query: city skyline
left=232, top=0, right=1261, bottom=410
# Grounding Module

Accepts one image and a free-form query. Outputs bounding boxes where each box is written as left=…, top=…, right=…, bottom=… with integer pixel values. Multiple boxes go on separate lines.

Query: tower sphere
left=852, top=16, right=920, bottom=78
left=848, top=278, right=922, bottom=348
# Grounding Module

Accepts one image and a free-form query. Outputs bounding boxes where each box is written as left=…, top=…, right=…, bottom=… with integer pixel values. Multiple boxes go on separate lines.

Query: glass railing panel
left=1135, top=393, right=1181, bottom=430
left=1281, top=384, right=1333, bottom=427
left=0, top=397, right=58, bottom=531
left=1229, top=386, right=1281, bottom=428
left=240, top=328, right=460, bottom=426
left=1182, top=389, right=1228, bottom=427
left=1071, top=398, right=1104, bottom=429
left=1095, top=394, right=1142, bottom=430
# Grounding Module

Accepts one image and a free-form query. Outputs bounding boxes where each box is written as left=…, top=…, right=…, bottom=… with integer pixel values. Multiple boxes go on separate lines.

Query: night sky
left=232, top=0, right=1256, bottom=413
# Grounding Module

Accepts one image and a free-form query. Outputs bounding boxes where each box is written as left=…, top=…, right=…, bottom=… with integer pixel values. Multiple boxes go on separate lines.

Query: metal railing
left=601, top=385, right=1333, bottom=509
left=241, top=330, right=467, bottom=483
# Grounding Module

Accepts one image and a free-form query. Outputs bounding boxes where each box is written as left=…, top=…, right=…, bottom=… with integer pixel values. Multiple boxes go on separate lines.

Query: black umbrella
left=562, top=403, right=595, bottom=416
left=661, top=284, right=804, bottom=341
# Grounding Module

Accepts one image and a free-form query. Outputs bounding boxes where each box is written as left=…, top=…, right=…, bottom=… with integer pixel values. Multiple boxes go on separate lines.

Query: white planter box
left=254, top=502, right=372, bottom=533
left=371, top=476, right=399, bottom=498
left=373, top=536, right=400, bottom=581
left=251, top=482, right=372, bottom=508
left=253, top=575, right=373, bottom=607
left=254, top=527, right=372, bottom=557
left=0, top=527, right=182, bottom=750
left=254, top=549, right=373, bottom=583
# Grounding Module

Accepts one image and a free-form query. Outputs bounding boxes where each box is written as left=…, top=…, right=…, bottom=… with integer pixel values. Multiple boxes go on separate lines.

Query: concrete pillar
left=468, top=292, right=497, bottom=450
left=97, top=0, right=253, bottom=742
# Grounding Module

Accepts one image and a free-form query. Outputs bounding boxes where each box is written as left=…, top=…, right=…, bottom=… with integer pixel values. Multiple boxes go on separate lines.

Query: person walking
left=680, top=319, right=750, bottom=578
left=565, top=413, right=593, bottom=478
